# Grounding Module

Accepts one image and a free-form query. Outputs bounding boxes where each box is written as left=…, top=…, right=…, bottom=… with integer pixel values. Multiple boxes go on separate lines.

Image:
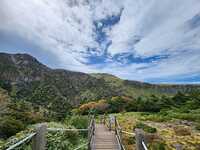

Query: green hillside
left=0, top=52, right=200, bottom=116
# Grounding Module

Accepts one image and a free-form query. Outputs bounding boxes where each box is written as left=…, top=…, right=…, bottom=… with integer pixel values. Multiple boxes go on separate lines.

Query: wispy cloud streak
left=0, top=0, right=200, bottom=83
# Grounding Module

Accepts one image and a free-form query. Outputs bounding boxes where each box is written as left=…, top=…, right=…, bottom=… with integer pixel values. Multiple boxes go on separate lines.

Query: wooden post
left=88, top=127, right=91, bottom=150
left=32, top=123, right=47, bottom=150
left=109, top=116, right=112, bottom=131
left=88, top=117, right=95, bottom=150
left=135, top=128, right=147, bottom=150
left=119, top=127, right=123, bottom=150
left=114, top=116, right=117, bottom=135
left=88, top=119, right=92, bottom=150
left=103, top=114, right=105, bottom=125
left=92, top=119, right=95, bottom=135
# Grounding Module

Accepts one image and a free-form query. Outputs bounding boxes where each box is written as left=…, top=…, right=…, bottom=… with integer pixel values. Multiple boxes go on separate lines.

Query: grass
left=114, top=112, right=200, bottom=150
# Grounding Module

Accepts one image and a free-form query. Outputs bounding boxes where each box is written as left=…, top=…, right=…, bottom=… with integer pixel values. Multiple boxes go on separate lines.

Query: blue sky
left=0, top=0, right=200, bottom=84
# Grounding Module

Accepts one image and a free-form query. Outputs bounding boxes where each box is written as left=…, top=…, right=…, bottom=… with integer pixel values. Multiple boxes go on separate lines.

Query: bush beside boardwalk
left=115, top=112, right=200, bottom=150
left=0, top=116, right=89, bottom=150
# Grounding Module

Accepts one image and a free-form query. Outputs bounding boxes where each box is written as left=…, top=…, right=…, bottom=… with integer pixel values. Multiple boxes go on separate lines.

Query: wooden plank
left=6, top=133, right=36, bottom=150
left=32, top=123, right=47, bottom=150
left=135, top=128, right=147, bottom=150
left=91, top=124, right=120, bottom=150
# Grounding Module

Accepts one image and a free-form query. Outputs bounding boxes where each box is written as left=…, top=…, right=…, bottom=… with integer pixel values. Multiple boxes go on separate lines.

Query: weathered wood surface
left=32, top=124, right=47, bottom=150
left=91, top=124, right=120, bottom=150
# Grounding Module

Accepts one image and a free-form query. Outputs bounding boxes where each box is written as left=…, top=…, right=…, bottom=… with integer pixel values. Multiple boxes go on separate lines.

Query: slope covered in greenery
left=76, top=90, right=200, bottom=115
left=0, top=53, right=200, bottom=128
left=0, top=52, right=200, bottom=117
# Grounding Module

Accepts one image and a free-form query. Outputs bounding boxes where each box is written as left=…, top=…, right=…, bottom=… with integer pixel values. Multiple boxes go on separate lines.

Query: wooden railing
left=6, top=124, right=47, bottom=150
left=88, top=116, right=95, bottom=150
left=6, top=116, right=95, bottom=150
left=101, top=115, right=148, bottom=150
left=5, top=115, right=183, bottom=150
left=114, top=116, right=125, bottom=150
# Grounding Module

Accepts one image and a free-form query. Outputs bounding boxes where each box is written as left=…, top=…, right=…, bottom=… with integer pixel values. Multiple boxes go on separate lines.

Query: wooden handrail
left=73, top=142, right=88, bottom=150
left=101, top=115, right=111, bottom=130
left=88, top=116, right=95, bottom=150
left=6, top=116, right=95, bottom=150
left=47, top=128, right=88, bottom=131
left=103, top=114, right=148, bottom=150
left=121, top=130, right=135, bottom=136
left=142, top=141, right=148, bottom=150
left=6, top=115, right=150, bottom=150
left=6, top=133, right=36, bottom=150
left=114, top=116, right=125, bottom=150
left=6, top=123, right=47, bottom=150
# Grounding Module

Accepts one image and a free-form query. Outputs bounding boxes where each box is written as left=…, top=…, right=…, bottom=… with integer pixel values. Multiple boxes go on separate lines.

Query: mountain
left=0, top=52, right=200, bottom=114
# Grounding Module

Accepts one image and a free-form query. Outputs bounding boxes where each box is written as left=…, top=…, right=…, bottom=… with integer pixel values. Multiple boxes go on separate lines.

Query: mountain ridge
left=1, top=52, right=199, bottom=86
left=0, top=52, right=200, bottom=114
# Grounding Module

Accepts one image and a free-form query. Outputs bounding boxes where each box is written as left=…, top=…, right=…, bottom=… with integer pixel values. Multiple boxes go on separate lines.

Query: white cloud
left=108, top=0, right=200, bottom=56
left=0, top=0, right=200, bottom=82
left=96, top=50, right=200, bottom=82
left=0, top=0, right=97, bottom=71
left=0, top=0, right=123, bottom=71
left=106, top=0, right=200, bottom=81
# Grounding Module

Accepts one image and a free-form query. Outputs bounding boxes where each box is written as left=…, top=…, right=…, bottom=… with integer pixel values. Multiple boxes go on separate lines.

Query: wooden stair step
left=94, top=144, right=119, bottom=149
left=91, top=124, right=120, bottom=150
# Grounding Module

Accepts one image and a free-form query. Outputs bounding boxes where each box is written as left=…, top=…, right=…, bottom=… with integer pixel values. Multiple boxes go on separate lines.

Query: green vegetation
left=149, top=142, right=166, bottom=150
left=134, top=122, right=157, bottom=133
left=1, top=53, right=200, bottom=115
left=115, top=112, right=200, bottom=150
left=0, top=87, right=47, bottom=139
left=75, top=90, right=200, bottom=150
left=46, top=117, right=88, bottom=150
left=66, top=115, right=89, bottom=129
left=195, top=122, right=200, bottom=131
left=0, top=116, right=89, bottom=150
left=77, top=90, right=200, bottom=119
left=0, top=53, right=200, bottom=149
left=0, top=116, right=25, bottom=139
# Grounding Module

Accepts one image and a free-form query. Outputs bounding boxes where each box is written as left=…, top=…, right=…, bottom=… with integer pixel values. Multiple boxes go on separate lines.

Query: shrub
left=79, top=102, right=98, bottom=115
left=195, top=123, right=200, bottom=131
left=150, top=141, right=166, bottom=150
left=0, top=80, right=12, bottom=92
left=46, top=122, right=86, bottom=150
left=0, top=116, right=25, bottom=139
left=169, top=112, right=200, bottom=122
left=134, top=122, right=157, bottom=133
left=68, top=116, right=89, bottom=129
left=46, top=131, right=79, bottom=150
left=140, top=114, right=171, bottom=122
left=78, top=100, right=109, bottom=115
left=173, top=126, right=191, bottom=136
left=108, top=96, right=130, bottom=113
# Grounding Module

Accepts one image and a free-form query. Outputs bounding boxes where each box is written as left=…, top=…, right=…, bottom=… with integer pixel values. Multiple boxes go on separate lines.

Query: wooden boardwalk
left=91, top=124, right=120, bottom=150
left=6, top=116, right=149, bottom=150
